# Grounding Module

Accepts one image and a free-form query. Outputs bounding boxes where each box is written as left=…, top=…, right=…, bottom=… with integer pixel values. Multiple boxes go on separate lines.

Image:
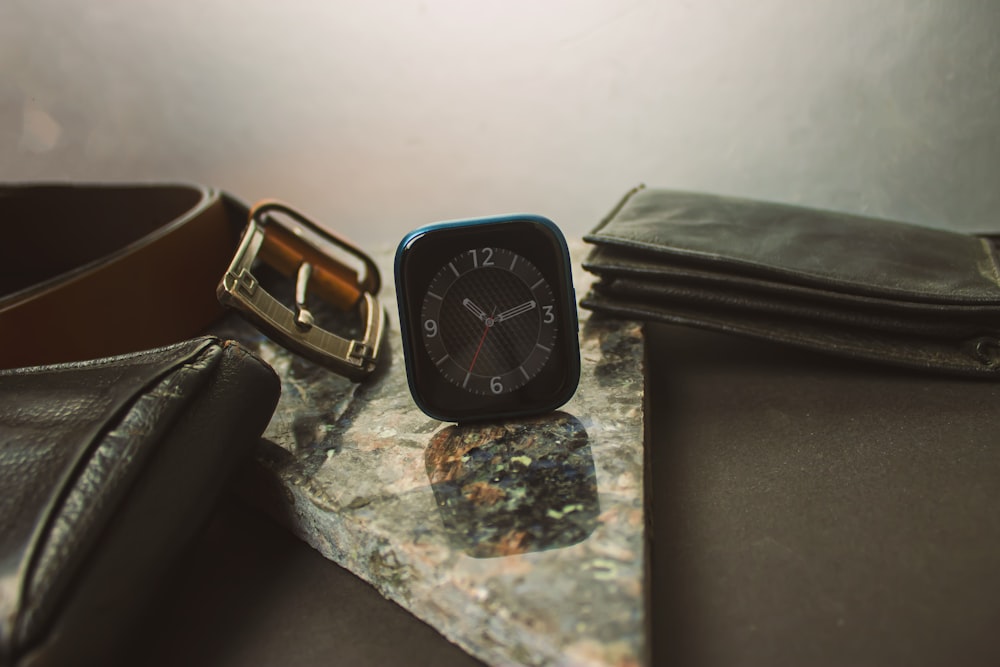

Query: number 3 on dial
left=420, top=247, right=558, bottom=396
left=395, top=213, right=579, bottom=423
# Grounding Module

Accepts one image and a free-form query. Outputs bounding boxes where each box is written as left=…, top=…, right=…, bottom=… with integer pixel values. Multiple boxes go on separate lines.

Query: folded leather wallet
left=581, top=185, right=1000, bottom=377
left=1, top=336, right=280, bottom=667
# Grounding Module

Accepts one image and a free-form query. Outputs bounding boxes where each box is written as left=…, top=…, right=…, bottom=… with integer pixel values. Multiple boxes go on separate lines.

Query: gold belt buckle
left=217, top=201, right=385, bottom=380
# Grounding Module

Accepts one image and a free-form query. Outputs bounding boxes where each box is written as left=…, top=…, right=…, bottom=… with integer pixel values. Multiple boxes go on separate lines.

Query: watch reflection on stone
left=424, top=412, right=598, bottom=558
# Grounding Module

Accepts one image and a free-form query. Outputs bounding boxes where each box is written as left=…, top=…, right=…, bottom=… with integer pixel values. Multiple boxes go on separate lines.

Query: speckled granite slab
left=220, top=242, right=646, bottom=667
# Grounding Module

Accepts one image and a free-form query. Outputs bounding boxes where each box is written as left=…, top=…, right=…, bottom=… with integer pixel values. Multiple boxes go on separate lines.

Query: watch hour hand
left=495, top=300, right=537, bottom=322
left=462, top=298, right=489, bottom=323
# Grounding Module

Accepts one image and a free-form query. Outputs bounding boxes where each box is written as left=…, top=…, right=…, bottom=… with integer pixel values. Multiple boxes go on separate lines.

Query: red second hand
left=467, top=321, right=491, bottom=373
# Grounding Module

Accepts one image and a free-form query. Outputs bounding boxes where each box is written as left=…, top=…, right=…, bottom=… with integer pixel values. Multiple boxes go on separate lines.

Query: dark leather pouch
left=0, top=336, right=280, bottom=666
left=581, top=186, right=1000, bottom=377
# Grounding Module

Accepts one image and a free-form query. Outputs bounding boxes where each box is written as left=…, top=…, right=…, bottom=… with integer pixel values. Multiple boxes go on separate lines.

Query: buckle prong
left=294, top=261, right=315, bottom=329
left=217, top=201, right=385, bottom=380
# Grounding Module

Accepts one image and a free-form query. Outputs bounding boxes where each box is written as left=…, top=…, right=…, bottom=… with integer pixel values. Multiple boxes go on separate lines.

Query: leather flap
left=0, top=338, right=222, bottom=653
left=585, top=187, right=1000, bottom=305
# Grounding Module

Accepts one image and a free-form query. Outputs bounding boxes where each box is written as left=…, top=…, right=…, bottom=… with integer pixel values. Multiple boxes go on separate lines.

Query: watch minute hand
left=495, top=300, right=537, bottom=322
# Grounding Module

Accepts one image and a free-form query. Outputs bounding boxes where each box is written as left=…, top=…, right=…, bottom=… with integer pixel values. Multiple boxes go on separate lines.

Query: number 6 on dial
left=395, top=214, right=580, bottom=423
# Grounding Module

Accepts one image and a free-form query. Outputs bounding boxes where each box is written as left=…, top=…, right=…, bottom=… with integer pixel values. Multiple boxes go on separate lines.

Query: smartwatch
left=395, top=214, right=580, bottom=423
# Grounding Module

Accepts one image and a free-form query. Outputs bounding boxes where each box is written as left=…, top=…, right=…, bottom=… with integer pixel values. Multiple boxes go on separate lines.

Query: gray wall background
left=2, top=1, right=998, bottom=246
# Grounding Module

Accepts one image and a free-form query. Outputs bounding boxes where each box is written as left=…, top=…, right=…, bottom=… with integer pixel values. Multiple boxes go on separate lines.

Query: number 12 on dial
left=395, top=215, right=579, bottom=423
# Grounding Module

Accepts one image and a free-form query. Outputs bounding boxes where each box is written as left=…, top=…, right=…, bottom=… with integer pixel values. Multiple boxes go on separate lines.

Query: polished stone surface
left=218, top=243, right=646, bottom=667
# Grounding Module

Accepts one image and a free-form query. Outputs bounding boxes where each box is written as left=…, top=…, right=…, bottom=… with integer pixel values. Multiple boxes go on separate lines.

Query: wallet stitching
left=584, top=233, right=1000, bottom=306
left=580, top=295, right=1000, bottom=376
left=586, top=184, right=645, bottom=236
left=580, top=295, right=990, bottom=373
left=582, top=258, right=1000, bottom=317
left=976, top=237, right=1000, bottom=287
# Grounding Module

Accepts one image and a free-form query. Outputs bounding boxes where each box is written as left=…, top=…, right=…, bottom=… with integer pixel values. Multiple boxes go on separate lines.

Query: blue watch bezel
left=394, top=214, right=580, bottom=423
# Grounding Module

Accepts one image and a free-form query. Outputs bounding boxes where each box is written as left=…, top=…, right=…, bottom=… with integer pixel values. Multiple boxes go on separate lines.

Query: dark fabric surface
left=118, top=495, right=485, bottom=667
left=647, top=324, right=1000, bottom=667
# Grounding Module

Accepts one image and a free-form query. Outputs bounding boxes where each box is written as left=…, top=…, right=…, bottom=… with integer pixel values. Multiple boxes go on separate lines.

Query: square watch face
left=394, top=215, right=580, bottom=423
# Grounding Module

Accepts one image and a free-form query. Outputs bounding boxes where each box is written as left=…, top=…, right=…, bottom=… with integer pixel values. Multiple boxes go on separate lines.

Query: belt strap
left=1, top=184, right=237, bottom=369
left=0, top=184, right=383, bottom=376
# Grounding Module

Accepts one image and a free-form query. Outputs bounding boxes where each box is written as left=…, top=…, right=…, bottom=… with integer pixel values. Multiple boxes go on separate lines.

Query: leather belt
left=0, top=183, right=384, bottom=378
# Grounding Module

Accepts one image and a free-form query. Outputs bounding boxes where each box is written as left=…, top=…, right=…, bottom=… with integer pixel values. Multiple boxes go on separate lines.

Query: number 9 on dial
left=395, top=215, right=580, bottom=423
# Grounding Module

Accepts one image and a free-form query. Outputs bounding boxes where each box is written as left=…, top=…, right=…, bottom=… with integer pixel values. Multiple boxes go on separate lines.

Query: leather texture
left=0, top=184, right=288, bottom=665
left=0, top=184, right=244, bottom=369
left=0, top=336, right=280, bottom=666
left=581, top=186, right=1000, bottom=376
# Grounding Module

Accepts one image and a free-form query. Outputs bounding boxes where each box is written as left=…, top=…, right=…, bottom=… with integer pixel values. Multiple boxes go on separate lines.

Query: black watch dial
left=420, top=247, right=557, bottom=396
